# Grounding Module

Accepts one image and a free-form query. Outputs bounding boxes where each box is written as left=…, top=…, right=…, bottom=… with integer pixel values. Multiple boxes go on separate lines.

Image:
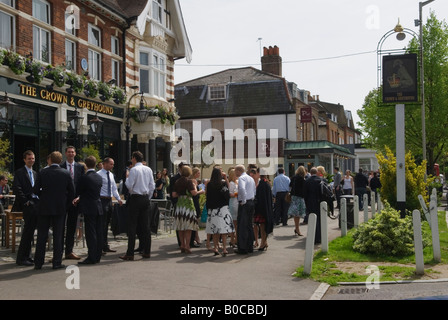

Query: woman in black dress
left=254, top=168, right=274, bottom=251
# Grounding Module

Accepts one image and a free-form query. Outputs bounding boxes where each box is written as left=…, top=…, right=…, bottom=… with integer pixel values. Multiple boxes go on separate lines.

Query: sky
left=175, top=0, right=447, bottom=129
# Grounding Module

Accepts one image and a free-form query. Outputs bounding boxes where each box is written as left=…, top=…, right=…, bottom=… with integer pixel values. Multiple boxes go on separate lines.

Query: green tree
left=358, top=11, right=448, bottom=170
left=0, top=138, right=12, bottom=169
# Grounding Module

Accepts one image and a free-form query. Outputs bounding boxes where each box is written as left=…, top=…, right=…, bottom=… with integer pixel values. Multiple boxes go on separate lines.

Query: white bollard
left=370, top=191, right=376, bottom=219
left=353, top=195, right=359, bottom=228
left=377, top=193, right=383, bottom=214
left=418, top=194, right=431, bottom=226
left=303, top=213, right=317, bottom=275
left=320, top=202, right=328, bottom=253
left=412, top=210, right=425, bottom=275
left=430, top=198, right=441, bottom=262
left=363, top=193, right=369, bottom=222
left=340, top=198, right=347, bottom=236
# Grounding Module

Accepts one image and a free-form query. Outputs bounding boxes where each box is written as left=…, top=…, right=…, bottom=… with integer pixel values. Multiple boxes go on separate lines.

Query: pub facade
left=0, top=0, right=191, bottom=176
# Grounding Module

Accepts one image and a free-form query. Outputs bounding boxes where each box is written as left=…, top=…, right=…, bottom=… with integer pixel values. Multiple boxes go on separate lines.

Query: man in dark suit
left=60, top=146, right=85, bottom=260
left=73, top=156, right=103, bottom=265
left=304, top=167, right=323, bottom=244
left=14, top=150, right=39, bottom=267
left=33, top=151, right=75, bottom=270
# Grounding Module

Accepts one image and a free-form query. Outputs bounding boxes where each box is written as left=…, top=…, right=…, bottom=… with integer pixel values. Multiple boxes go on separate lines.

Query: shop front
left=284, top=140, right=355, bottom=177
left=0, top=72, right=125, bottom=174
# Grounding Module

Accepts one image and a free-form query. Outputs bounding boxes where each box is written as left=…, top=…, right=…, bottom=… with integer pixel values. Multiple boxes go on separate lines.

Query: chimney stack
left=261, top=45, right=282, bottom=77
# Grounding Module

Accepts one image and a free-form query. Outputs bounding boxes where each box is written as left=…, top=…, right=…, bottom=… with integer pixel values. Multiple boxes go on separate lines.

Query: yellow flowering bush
left=376, top=146, right=433, bottom=212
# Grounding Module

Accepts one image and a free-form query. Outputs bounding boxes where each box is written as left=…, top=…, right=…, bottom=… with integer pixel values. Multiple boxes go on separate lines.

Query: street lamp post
left=124, top=87, right=150, bottom=161
left=377, top=22, right=420, bottom=218
left=69, top=106, right=84, bottom=152
left=416, top=0, right=435, bottom=171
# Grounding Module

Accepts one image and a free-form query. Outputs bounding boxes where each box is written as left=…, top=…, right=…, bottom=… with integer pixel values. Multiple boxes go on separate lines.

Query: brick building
left=0, top=0, right=191, bottom=175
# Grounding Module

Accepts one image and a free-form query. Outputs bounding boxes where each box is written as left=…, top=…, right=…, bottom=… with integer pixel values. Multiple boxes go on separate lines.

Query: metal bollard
left=353, top=195, right=359, bottom=228
left=340, top=198, right=347, bottom=236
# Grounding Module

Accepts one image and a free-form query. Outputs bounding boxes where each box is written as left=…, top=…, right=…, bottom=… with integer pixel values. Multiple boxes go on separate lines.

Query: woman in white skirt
left=206, top=168, right=235, bottom=256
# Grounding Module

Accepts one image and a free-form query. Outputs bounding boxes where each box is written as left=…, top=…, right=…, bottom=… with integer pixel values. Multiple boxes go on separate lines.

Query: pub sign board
left=382, top=53, right=418, bottom=104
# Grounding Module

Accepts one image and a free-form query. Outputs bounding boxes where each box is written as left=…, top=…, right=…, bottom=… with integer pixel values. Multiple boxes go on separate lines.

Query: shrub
left=352, top=202, right=429, bottom=256
left=377, top=146, right=433, bottom=212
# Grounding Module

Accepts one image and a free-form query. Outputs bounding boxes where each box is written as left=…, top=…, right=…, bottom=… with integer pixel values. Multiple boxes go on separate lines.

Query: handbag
left=285, top=192, right=292, bottom=203
left=200, top=203, right=208, bottom=223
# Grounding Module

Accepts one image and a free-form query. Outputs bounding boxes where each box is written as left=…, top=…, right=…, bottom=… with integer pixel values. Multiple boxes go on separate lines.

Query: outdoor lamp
left=69, top=111, right=84, bottom=132
left=135, top=93, right=150, bottom=123
left=89, top=113, right=104, bottom=134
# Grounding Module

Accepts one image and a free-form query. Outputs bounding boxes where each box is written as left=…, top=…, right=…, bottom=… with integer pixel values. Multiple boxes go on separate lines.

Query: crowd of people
left=7, top=146, right=381, bottom=268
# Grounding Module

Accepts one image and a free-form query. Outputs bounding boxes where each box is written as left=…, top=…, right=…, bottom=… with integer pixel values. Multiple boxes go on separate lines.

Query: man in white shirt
left=97, top=157, right=122, bottom=253
left=235, top=164, right=256, bottom=254
left=120, top=151, right=155, bottom=260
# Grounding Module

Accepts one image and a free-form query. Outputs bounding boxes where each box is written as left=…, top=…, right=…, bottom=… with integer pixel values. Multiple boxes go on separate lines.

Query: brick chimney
left=261, top=45, right=282, bottom=77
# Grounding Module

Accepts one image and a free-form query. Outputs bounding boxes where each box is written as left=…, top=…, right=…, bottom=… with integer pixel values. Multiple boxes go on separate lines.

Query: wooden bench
left=4, top=209, right=23, bottom=253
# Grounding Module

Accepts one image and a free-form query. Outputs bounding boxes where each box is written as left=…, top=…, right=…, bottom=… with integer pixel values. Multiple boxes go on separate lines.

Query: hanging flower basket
left=98, top=81, right=112, bottom=101
left=112, top=87, right=126, bottom=104
left=25, top=59, right=45, bottom=84
left=84, top=79, right=99, bottom=98
left=4, top=51, right=26, bottom=75
left=0, top=49, right=5, bottom=65
left=45, top=65, right=67, bottom=87
left=66, top=72, right=84, bottom=93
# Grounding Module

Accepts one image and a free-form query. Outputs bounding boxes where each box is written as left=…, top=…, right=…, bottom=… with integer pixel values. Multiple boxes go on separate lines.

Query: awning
left=285, top=140, right=355, bottom=159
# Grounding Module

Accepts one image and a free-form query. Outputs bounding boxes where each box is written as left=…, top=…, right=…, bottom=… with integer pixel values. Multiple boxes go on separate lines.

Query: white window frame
left=32, top=0, right=50, bottom=24
left=88, top=24, right=101, bottom=47
left=139, top=48, right=166, bottom=99
left=65, top=39, right=76, bottom=71
left=152, top=0, right=163, bottom=24
left=88, top=49, right=101, bottom=81
left=111, top=59, right=119, bottom=86
left=208, top=85, right=226, bottom=101
left=111, top=36, right=119, bottom=55
left=0, top=9, right=15, bottom=50
left=0, top=0, right=14, bottom=7
left=33, top=25, right=50, bottom=63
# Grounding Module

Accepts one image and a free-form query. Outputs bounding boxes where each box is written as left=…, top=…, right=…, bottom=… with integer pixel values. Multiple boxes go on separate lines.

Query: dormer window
left=208, top=85, right=226, bottom=101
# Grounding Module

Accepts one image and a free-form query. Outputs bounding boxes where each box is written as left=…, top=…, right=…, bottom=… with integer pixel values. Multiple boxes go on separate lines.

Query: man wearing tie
left=96, top=157, right=122, bottom=254
left=14, top=150, right=39, bottom=266
left=60, top=146, right=85, bottom=260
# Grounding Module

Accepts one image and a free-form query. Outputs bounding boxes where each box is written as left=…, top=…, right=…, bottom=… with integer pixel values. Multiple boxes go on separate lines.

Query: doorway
left=14, top=134, right=38, bottom=171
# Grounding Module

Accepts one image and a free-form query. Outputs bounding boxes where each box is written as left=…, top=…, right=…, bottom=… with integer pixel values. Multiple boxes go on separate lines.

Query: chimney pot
left=263, top=47, right=268, bottom=56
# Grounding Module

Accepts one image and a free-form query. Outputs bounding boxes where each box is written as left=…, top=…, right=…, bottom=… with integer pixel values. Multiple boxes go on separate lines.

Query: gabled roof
left=94, top=0, right=148, bottom=19
left=177, top=67, right=282, bottom=87
left=135, top=0, right=192, bottom=62
left=310, top=100, right=349, bottom=127
left=175, top=67, right=294, bottom=120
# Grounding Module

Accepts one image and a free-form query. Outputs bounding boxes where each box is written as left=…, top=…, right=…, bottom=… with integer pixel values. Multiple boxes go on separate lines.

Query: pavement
left=1, top=200, right=448, bottom=306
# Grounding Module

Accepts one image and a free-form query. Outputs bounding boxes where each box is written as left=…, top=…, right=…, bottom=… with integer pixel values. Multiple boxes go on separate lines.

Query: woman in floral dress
left=173, top=165, right=200, bottom=254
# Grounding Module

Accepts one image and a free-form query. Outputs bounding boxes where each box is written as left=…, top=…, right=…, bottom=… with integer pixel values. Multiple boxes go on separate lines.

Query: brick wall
left=14, top=0, right=124, bottom=83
